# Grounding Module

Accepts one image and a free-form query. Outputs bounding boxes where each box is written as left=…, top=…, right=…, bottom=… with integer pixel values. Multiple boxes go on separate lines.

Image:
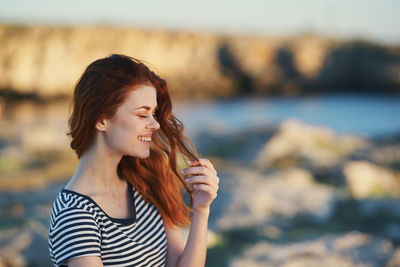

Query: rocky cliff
left=1, top=24, right=400, bottom=99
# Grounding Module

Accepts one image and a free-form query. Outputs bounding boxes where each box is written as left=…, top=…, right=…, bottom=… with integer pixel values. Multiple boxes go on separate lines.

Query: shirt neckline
left=61, top=181, right=137, bottom=225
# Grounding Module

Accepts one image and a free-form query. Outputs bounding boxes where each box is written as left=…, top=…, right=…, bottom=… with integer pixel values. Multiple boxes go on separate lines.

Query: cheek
left=107, top=117, right=142, bottom=143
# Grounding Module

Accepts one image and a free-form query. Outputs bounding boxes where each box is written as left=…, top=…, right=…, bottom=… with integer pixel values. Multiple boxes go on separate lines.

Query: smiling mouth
left=138, top=136, right=152, bottom=145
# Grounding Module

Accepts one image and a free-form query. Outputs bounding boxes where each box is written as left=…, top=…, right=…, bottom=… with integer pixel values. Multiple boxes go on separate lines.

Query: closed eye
left=138, top=112, right=158, bottom=119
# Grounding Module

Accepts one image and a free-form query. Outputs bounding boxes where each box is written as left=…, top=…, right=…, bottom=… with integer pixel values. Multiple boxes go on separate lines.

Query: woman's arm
left=166, top=158, right=219, bottom=267
left=68, top=256, right=103, bottom=267
left=165, top=209, right=209, bottom=267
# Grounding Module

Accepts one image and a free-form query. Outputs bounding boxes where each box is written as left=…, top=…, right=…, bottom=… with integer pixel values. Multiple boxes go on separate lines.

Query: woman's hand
left=181, top=158, right=219, bottom=213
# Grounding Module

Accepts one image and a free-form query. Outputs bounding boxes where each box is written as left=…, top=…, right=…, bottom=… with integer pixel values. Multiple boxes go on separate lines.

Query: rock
left=192, top=126, right=275, bottom=162
left=255, top=119, right=368, bottom=168
left=1, top=24, right=400, bottom=99
left=343, top=161, right=400, bottom=198
left=0, top=182, right=64, bottom=266
left=387, top=247, right=400, bottom=267
left=356, top=142, right=400, bottom=172
left=0, top=230, right=31, bottom=267
left=230, top=231, right=394, bottom=267
left=0, top=227, right=52, bottom=267
left=0, top=97, right=4, bottom=120
left=255, top=119, right=369, bottom=184
left=0, top=24, right=233, bottom=99
left=280, top=167, right=314, bottom=187
left=215, top=165, right=340, bottom=230
left=292, top=35, right=331, bottom=78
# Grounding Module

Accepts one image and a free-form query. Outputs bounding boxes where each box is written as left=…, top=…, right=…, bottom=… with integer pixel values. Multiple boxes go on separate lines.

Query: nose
left=147, top=117, right=160, bottom=130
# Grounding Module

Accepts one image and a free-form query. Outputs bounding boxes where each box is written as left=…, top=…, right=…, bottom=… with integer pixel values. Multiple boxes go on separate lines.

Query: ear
left=95, top=117, right=108, bottom=131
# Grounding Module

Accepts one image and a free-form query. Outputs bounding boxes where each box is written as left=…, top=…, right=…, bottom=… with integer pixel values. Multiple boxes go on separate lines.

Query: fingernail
left=180, top=169, right=185, bottom=174
left=185, top=178, right=191, bottom=183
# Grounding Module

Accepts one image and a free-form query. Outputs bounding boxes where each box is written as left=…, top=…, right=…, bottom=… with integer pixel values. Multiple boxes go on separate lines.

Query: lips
left=138, top=136, right=152, bottom=142
left=138, top=135, right=152, bottom=147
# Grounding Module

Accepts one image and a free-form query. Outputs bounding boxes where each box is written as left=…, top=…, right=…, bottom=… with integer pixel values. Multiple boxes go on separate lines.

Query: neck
left=68, top=137, right=126, bottom=194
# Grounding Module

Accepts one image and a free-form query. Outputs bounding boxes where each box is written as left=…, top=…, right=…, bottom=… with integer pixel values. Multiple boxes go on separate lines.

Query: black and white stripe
left=48, top=185, right=167, bottom=267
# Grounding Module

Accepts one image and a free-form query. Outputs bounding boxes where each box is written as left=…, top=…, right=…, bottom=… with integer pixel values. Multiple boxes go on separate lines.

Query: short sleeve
left=48, top=207, right=101, bottom=266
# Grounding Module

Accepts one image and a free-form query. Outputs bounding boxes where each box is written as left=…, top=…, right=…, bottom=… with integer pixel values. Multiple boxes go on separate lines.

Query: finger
left=188, top=158, right=217, bottom=175
left=187, top=184, right=194, bottom=192
left=191, top=182, right=219, bottom=193
left=185, top=175, right=208, bottom=184
left=194, top=158, right=217, bottom=175
left=186, top=175, right=219, bottom=188
left=202, top=158, right=218, bottom=175
left=181, top=166, right=213, bottom=176
left=192, top=184, right=218, bottom=199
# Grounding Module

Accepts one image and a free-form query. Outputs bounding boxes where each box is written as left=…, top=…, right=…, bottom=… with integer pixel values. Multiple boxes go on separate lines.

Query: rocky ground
left=203, top=120, right=400, bottom=266
left=206, top=160, right=400, bottom=267
left=1, top=118, right=400, bottom=266
left=0, top=181, right=64, bottom=267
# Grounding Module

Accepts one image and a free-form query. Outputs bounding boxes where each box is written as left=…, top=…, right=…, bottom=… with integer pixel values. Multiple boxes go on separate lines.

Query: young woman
left=48, top=54, right=219, bottom=267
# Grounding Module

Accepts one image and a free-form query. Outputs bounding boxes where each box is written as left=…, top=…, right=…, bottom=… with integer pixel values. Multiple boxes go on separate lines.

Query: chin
left=138, top=153, right=150, bottom=159
left=130, top=150, right=151, bottom=159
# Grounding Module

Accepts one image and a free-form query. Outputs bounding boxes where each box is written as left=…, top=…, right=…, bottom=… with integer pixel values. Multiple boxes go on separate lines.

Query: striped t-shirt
left=48, top=183, right=167, bottom=267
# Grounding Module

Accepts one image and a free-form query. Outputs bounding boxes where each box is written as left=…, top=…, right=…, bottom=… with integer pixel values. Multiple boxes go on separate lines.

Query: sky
left=1, top=0, right=400, bottom=44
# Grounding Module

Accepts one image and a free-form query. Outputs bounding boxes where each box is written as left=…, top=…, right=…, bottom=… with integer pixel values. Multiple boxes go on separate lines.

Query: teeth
left=138, top=136, right=151, bottom=142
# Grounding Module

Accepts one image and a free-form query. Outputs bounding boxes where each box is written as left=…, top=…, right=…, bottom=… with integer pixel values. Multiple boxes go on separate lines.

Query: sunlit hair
left=67, top=54, right=199, bottom=227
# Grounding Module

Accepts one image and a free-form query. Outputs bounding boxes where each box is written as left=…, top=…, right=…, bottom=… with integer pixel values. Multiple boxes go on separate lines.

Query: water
left=2, top=94, right=400, bottom=139
left=173, top=94, right=400, bottom=138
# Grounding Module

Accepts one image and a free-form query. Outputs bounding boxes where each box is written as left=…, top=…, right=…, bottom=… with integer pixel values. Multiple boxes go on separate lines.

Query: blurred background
left=1, top=0, right=400, bottom=266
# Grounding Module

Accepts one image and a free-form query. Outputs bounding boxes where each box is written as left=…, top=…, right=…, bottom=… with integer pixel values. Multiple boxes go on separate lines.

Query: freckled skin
left=102, top=84, right=160, bottom=159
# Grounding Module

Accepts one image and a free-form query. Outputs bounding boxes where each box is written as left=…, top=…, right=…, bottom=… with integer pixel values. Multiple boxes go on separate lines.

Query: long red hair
left=67, top=54, right=199, bottom=227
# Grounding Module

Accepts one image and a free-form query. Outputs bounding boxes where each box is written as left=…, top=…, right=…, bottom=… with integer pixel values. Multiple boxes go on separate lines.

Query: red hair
left=67, top=54, right=199, bottom=227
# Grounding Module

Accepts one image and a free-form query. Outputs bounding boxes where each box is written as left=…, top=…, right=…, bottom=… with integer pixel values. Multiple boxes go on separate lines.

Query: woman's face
left=100, top=84, right=160, bottom=159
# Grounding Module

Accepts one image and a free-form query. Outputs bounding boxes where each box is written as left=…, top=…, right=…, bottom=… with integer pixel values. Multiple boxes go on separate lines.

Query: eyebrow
left=135, top=105, right=158, bottom=111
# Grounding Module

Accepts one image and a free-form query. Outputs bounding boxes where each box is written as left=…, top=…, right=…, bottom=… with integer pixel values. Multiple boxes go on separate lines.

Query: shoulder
left=48, top=191, right=102, bottom=266
left=49, top=190, right=101, bottom=235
